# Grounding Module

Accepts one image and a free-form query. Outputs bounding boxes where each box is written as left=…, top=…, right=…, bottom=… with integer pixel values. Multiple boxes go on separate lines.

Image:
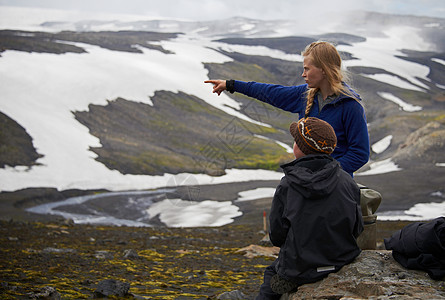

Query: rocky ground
left=0, top=192, right=417, bottom=299
left=0, top=219, right=274, bottom=299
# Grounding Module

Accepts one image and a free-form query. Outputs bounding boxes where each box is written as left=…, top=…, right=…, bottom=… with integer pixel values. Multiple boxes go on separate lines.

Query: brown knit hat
left=289, top=117, right=337, bottom=155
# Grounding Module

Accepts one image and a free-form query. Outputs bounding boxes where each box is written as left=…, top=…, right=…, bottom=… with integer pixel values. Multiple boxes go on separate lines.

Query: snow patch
left=355, top=158, right=401, bottom=176
left=211, top=41, right=303, bottom=62
left=254, top=135, right=293, bottom=153
left=235, top=187, right=276, bottom=202
left=378, top=201, right=445, bottom=221
left=372, top=135, right=392, bottom=154
left=146, top=199, right=242, bottom=227
left=338, top=26, right=431, bottom=92
left=432, top=58, right=445, bottom=66
left=377, top=92, right=422, bottom=112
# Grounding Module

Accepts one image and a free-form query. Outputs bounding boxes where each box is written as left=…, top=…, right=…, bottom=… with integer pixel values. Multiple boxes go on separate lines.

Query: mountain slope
left=74, top=92, right=293, bottom=176
left=0, top=11, right=444, bottom=214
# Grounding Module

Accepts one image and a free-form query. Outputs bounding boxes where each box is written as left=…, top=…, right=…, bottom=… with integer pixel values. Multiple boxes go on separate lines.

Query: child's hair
left=302, top=41, right=358, bottom=117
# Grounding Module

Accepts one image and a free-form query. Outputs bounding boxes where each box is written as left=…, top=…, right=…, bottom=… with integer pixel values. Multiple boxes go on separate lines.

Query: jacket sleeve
left=337, top=100, right=370, bottom=174
left=269, top=180, right=290, bottom=247
left=233, top=80, right=308, bottom=114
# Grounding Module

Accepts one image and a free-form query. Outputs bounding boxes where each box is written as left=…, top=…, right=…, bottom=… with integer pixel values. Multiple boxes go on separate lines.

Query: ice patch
left=338, top=26, right=431, bottom=92
left=254, top=135, right=293, bottom=153
left=378, top=201, right=445, bottom=221
left=372, top=135, right=392, bottom=154
left=235, top=187, right=276, bottom=202
left=146, top=199, right=242, bottom=227
left=432, top=58, right=445, bottom=66
left=0, top=35, right=285, bottom=192
left=211, top=41, right=303, bottom=62
left=431, top=191, right=444, bottom=198
left=364, top=74, right=425, bottom=92
left=377, top=92, right=422, bottom=112
left=424, top=23, right=441, bottom=28
left=355, top=158, right=401, bottom=176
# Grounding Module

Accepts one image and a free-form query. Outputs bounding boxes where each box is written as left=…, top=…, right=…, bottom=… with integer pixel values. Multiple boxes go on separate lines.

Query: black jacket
left=270, top=154, right=363, bottom=284
left=384, top=217, right=445, bottom=280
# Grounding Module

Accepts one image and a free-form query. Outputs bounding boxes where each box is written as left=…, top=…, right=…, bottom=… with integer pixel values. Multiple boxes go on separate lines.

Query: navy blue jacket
left=233, top=81, right=370, bottom=176
left=270, top=154, right=363, bottom=284
left=384, top=217, right=445, bottom=280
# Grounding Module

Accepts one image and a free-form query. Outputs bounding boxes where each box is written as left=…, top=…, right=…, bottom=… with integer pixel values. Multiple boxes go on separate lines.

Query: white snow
left=0, top=35, right=284, bottom=192
left=372, top=135, right=392, bottom=154
left=0, top=7, right=442, bottom=226
left=363, top=74, right=425, bottom=92
left=235, top=187, right=276, bottom=202
left=424, top=23, right=441, bottom=28
left=146, top=199, right=242, bottom=227
left=211, top=41, right=303, bottom=62
left=378, top=201, right=445, bottom=221
left=25, top=189, right=244, bottom=227
left=338, top=26, right=431, bottom=92
left=377, top=92, right=422, bottom=112
left=355, top=158, right=401, bottom=176
left=432, top=58, right=445, bottom=66
left=254, top=135, right=293, bottom=153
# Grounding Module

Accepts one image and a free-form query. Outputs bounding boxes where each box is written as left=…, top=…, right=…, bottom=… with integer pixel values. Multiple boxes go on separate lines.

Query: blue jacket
left=233, top=80, right=370, bottom=176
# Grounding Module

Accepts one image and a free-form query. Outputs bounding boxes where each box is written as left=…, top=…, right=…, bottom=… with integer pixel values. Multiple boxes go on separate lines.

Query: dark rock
left=94, top=279, right=130, bottom=298
left=123, top=249, right=140, bottom=259
left=28, top=286, right=61, bottom=299
left=94, top=250, right=113, bottom=259
left=286, top=250, right=445, bottom=299
left=42, top=247, right=76, bottom=254
left=217, top=289, right=247, bottom=299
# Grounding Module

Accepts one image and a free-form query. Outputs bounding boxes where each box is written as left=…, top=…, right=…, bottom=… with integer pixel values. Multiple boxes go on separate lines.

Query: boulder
left=94, top=279, right=130, bottom=298
left=123, top=249, right=140, bottom=259
left=28, top=286, right=61, bottom=300
left=236, top=244, right=279, bottom=259
left=285, top=250, right=445, bottom=299
left=217, top=289, right=247, bottom=299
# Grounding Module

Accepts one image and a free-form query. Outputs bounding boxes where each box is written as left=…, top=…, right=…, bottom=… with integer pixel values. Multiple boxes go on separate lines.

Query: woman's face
left=302, top=55, right=325, bottom=89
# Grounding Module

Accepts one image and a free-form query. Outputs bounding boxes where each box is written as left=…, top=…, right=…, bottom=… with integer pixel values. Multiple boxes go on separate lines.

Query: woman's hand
left=204, top=80, right=226, bottom=96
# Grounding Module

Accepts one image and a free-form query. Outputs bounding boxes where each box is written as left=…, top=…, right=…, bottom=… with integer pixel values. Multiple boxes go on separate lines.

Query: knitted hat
left=289, top=117, right=337, bottom=155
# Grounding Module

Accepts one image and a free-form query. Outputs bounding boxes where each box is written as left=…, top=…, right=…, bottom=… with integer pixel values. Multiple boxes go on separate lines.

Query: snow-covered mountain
left=0, top=6, right=444, bottom=222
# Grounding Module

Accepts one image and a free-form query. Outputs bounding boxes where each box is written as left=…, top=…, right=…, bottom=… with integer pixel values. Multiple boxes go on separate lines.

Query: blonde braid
left=304, top=88, right=318, bottom=118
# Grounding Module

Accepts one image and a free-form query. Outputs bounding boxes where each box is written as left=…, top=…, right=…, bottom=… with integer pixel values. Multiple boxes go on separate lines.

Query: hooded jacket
left=233, top=81, right=370, bottom=176
left=269, top=154, right=363, bottom=284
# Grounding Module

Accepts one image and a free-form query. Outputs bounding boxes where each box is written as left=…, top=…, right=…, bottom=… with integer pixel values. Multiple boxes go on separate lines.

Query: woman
left=205, top=41, right=369, bottom=176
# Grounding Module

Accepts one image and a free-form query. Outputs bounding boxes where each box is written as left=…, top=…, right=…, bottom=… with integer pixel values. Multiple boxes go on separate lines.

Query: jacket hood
left=281, top=154, right=341, bottom=198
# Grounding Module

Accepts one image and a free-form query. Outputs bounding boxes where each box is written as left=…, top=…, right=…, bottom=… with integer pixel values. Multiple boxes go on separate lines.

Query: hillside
left=0, top=13, right=444, bottom=216
left=74, top=93, right=293, bottom=176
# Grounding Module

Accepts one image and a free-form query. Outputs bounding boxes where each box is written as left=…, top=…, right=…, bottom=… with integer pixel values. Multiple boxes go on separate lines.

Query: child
left=257, top=117, right=364, bottom=299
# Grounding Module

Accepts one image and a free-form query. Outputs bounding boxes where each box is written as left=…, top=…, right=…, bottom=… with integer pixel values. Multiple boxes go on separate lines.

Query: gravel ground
left=0, top=182, right=415, bottom=299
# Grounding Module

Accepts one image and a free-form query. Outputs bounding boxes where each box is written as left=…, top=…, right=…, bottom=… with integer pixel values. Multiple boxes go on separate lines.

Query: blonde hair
left=302, top=41, right=358, bottom=117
